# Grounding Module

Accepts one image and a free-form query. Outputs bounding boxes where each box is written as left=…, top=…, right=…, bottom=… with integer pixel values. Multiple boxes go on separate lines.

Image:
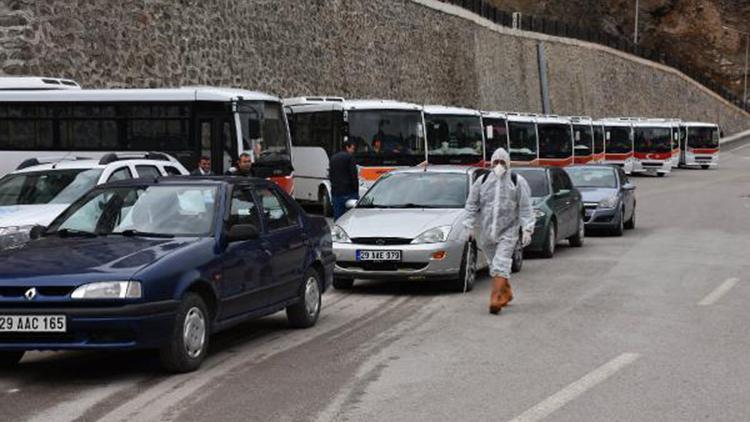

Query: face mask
left=493, top=163, right=506, bottom=177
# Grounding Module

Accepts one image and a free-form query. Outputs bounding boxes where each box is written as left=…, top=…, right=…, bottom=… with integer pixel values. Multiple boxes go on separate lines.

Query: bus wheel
left=319, top=189, right=332, bottom=217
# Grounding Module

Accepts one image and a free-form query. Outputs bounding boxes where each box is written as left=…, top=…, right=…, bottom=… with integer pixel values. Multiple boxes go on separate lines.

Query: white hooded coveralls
left=464, top=148, right=535, bottom=278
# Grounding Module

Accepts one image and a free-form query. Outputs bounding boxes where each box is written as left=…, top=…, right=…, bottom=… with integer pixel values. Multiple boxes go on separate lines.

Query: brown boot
left=489, top=277, right=504, bottom=314
left=498, top=279, right=513, bottom=308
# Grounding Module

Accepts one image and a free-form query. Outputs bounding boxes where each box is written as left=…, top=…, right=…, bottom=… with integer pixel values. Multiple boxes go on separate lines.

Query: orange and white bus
left=506, top=113, right=540, bottom=166
left=536, top=115, right=574, bottom=167
left=600, top=119, right=635, bottom=174
left=284, top=98, right=426, bottom=211
left=680, top=122, right=720, bottom=169
left=631, top=119, right=673, bottom=177
left=570, top=116, right=596, bottom=164
left=480, top=111, right=510, bottom=167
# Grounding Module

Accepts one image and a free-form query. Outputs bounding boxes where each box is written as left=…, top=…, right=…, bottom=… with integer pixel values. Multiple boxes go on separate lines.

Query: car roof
left=564, top=164, right=619, bottom=171
left=11, top=156, right=181, bottom=174
left=389, top=165, right=478, bottom=175
left=512, top=166, right=550, bottom=173
left=97, top=175, right=273, bottom=189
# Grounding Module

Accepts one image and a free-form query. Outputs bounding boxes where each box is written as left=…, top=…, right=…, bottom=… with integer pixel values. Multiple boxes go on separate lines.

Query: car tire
left=701, top=165, right=710, bottom=170
left=612, top=209, right=625, bottom=236
left=159, top=292, right=210, bottom=373
left=456, top=241, right=477, bottom=292
left=568, top=214, right=585, bottom=247
left=511, top=236, right=523, bottom=273
left=333, top=277, right=354, bottom=290
left=657, top=172, right=666, bottom=177
left=287, top=269, right=323, bottom=329
left=0, top=351, right=24, bottom=368
left=540, top=222, right=556, bottom=259
left=319, top=188, right=332, bottom=217
left=624, top=207, right=636, bottom=230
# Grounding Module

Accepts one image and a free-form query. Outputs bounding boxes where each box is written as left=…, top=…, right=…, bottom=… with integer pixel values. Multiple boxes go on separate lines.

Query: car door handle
left=260, top=241, right=273, bottom=256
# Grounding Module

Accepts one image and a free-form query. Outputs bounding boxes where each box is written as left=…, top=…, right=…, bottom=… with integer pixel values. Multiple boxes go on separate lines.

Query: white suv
left=0, top=153, right=188, bottom=249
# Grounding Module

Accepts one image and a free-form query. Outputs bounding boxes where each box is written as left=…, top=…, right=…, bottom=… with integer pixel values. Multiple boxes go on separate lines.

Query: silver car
left=332, top=166, right=522, bottom=291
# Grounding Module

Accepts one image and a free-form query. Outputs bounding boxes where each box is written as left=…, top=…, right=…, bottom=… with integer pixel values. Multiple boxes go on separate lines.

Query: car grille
left=350, top=237, right=413, bottom=245
left=0, top=286, right=75, bottom=298
left=337, top=261, right=428, bottom=271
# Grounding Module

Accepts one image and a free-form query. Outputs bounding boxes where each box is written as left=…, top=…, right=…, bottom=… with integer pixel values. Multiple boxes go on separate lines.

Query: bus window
left=573, top=124, right=593, bottom=156
left=604, top=127, right=632, bottom=153
left=349, top=110, right=425, bottom=166
left=634, top=127, right=671, bottom=153
left=425, top=114, right=483, bottom=164
left=593, top=125, right=604, bottom=154
left=537, top=123, right=572, bottom=159
left=289, top=111, right=337, bottom=157
left=483, top=117, right=508, bottom=161
left=508, top=121, right=537, bottom=162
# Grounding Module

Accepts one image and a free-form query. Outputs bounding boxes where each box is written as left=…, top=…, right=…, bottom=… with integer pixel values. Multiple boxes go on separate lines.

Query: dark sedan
left=512, top=167, right=585, bottom=258
left=564, top=165, right=636, bottom=236
left=0, top=177, right=334, bottom=372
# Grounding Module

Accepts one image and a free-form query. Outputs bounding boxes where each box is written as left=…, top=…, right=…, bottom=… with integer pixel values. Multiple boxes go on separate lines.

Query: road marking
left=698, top=278, right=739, bottom=306
left=507, top=353, right=640, bottom=422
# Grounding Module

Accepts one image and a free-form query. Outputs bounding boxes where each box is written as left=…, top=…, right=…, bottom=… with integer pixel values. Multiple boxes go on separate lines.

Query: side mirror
left=622, top=183, right=636, bottom=191
left=345, top=199, right=358, bottom=209
left=555, top=189, right=570, bottom=197
left=227, top=224, right=260, bottom=242
left=29, top=225, right=46, bottom=240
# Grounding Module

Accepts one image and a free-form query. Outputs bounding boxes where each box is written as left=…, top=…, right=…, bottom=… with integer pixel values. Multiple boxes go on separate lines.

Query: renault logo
left=24, top=288, right=37, bottom=301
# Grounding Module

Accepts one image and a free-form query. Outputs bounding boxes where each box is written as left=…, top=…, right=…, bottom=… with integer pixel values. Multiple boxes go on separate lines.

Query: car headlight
left=598, top=195, right=619, bottom=209
left=70, top=281, right=142, bottom=299
left=0, top=225, right=35, bottom=250
left=411, top=225, right=452, bottom=244
left=331, top=225, right=351, bottom=243
left=533, top=209, right=546, bottom=220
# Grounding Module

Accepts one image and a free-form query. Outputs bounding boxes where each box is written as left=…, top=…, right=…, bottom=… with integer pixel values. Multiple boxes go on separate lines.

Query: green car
left=513, top=167, right=585, bottom=258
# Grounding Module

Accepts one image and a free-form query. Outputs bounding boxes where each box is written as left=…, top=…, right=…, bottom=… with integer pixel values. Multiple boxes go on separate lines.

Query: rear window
left=512, top=170, right=549, bottom=197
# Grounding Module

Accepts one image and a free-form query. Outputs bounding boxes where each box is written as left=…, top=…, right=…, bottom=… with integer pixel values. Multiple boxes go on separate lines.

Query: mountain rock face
left=487, top=0, right=750, bottom=99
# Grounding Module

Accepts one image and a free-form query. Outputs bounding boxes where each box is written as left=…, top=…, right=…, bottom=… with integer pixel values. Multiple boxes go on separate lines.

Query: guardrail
left=438, top=0, right=748, bottom=112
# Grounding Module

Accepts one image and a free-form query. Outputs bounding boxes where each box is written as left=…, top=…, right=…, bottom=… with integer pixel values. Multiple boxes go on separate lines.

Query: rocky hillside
left=486, top=0, right=750, bottom=101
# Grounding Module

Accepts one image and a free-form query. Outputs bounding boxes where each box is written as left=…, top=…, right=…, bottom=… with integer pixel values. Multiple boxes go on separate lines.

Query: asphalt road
left=3, top=139, right=750, bottom=422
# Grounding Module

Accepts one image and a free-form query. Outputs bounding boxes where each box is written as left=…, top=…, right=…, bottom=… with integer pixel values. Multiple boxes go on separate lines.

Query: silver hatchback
left=332, top=166, right=498, bottom=291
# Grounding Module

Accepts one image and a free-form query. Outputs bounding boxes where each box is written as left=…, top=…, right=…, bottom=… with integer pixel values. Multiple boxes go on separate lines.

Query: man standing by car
left=329, top=141, right=359, bottom=220
left=464, top=148, right=535, bottom=314
left=226, top=153, right=254, bottom=177
left=191, top=156, right=213, bottom=176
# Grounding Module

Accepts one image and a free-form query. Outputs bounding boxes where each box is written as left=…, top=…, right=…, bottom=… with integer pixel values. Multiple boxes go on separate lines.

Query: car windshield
left=604, top=126, right=632, bottom=153
left=538, top=123, right=573, bottom=159
left=239, top=100, right=291, bottom=164
left=47, top=185, right=218, bottom=237
left=687, top=126, right=720, bottom=149
left=634, top=127, right=672, bottom=153
left=508, top=121, right=538, bottom=162
left=358, top=173, right=468, bottom=209
left=0, top=168, right=102, bottom=206
left=512, top=170, right=549, bottom=198
left=573, top=124, right=593, bottom=155
left=565, top=167, right=617, bottom=188
left=483, top=117, right=508, bottom=161
left=426, top=114, right=483, bottom=164
left=349, top=109, right=425, bottom=166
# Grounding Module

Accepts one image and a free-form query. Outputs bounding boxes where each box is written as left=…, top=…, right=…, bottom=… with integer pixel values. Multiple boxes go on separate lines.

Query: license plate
left=356, top=250, right=401, bottom=262
left=0, top=315, right=66, bottom=333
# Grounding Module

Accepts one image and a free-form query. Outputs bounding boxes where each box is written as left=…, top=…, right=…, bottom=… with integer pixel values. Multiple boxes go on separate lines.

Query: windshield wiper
left=51, top=228, right=99, bottom=238
left=114, top=229, right=175, bottom=238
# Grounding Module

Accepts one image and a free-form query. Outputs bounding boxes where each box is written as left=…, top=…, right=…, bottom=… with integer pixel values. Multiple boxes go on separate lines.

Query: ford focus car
left=332, top=166, right=523, bottom=292
left=0, top=177, right=333, bottom=372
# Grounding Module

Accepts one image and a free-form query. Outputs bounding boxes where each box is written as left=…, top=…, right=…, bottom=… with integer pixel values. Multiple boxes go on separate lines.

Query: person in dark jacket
left=329, top=141, right=359, bottom=220
left=225, top=153, right=254, bottom=177
left=191, top=156, right=213, bottom=176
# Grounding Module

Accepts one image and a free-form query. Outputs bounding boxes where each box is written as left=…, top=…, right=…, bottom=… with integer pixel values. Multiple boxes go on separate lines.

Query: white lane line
left=507, top=353, right=640, bottom=422
left=698, top=278, right=739, bottom=306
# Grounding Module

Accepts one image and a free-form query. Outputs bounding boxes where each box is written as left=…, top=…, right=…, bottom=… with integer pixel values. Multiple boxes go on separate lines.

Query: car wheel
left=624, top=207, right=636, bottom=230
left=319, top=188, right=332, bottom=217
left=159, top=292, right=210, bottom=373
left=657, top=172, right=666, bottom=177
left=456, top=241, right=477, bottom=292
left=333, top=277, right=354, bottom=290
left=701, top=165, right=710, bottom=170
left=568, top=214, right=585, bottom=247
left=540, top=222, right=556, bottom=259
left=287, top=269, right=322, bottom=328
left=0, top=351, right=24, bottom=368
left=612, top=209, right=625, bottom=236
left=511, top=236, right=523, bottom=273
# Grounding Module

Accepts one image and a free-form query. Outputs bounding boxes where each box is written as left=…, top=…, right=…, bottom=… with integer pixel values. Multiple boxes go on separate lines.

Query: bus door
left=670, top=125, right=680, bottom=168
left=678, top=124, right=687, bottom=165
left=573, top=124, right=594, bottom=164
left=593, top=124, right=605, bottom=162
left=196, top=113, right=235, bottom=176
left=507, top=120, right=538, bottom=167
left=482, top=117, right=509, bottom=168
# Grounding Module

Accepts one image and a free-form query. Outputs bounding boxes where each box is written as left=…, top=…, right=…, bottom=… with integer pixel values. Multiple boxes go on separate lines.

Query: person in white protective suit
left=464, top=148, right=535, bottom=314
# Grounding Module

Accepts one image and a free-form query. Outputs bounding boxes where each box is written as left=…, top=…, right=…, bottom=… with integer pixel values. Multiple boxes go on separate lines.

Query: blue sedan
left=0, top=177, right=334, bottom=372
left=564, top=165, right=636, bottom=236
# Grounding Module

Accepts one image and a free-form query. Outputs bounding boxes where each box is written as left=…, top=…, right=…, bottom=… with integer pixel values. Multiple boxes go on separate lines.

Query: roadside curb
left=720, top=129, right=750, bottom=146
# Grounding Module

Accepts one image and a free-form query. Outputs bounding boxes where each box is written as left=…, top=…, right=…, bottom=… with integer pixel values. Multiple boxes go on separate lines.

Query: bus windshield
left=537, top=123, right=573, bottom=159
left=604, top=126, right=632, bottom=154
left=634, top=127, right=672, bottom=153
left=687, top=127, right=719, bottom=149
left=483, top=117, right=508, bottom=161
left=425, top=114, right=483, bottom=164
left=508, top=121, right=537, bottom=162
left=573, top=124, right=593, bottom=155
left=239, top=101, right=291, bottom=165
left=349, top=110, right=425, bottom=166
